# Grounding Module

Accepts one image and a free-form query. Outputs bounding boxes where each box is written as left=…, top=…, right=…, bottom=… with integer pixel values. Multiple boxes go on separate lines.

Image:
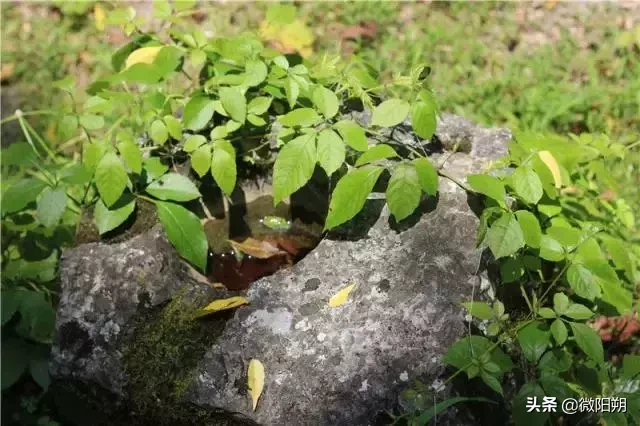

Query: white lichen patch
left=244, top=308, right=293, bottom=335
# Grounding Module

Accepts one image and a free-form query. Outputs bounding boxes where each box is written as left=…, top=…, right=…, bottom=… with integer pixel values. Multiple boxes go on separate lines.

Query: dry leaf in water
left=538, top=151, right=562, bottom=188
left=194, top=296, right=249, bottom=318
left=229, top=237, right=287, bottom=259
left=328, top=284, right=356, bottom=308
left=248, top=359, right=265, bottom=411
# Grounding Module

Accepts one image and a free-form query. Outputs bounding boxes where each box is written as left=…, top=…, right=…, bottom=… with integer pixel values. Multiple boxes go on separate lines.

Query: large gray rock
left=50, top=115, right=510, bottom=425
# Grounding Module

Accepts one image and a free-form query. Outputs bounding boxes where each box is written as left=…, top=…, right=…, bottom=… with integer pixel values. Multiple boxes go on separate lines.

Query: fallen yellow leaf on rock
left=538, top=151, right=562, bottom=189
left=125, top=46, right=163, bottom=69
left=193, top=296, right=249, bottom=318
left=248, top=359, right=264, bottom=411
left=328, top=284, right=356, bottom=308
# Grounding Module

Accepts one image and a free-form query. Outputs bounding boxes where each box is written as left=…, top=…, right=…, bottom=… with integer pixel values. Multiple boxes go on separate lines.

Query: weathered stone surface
left=51, top=115, right=510, bottom=425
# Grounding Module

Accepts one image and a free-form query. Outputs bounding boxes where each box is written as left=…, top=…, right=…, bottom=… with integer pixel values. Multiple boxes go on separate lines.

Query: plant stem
left=0, top=109, right=55, bottom=125
left=135, top=194, right=157, bottom=204
left=438, top=170, right=470, bottom=192
left=520, top=284, right=534, bottom=313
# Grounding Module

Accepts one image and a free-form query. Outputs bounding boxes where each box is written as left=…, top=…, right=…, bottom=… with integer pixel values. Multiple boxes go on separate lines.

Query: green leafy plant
left=2, top=2, right=442, bottom=274
left=434, top=132, right=640, bottom=425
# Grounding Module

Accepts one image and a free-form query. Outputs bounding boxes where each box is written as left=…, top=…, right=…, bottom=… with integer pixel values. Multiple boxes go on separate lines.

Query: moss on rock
left=123, top=293, right=222, bottom=411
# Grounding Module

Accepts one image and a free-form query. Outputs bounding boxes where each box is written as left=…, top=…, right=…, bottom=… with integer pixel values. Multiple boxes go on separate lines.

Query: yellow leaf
left=193, top=296, right=249, bottom=318
left=229, top=237, right=287, bottom=259
left=248, top=359, right=265, bottom=411
left=94, top=5, right=106, bottom=31
left=328, top=284, right=356, bottom=308
left=538, top=150, right=562, bottom=188
left=125, top=46, right=163, bottom=69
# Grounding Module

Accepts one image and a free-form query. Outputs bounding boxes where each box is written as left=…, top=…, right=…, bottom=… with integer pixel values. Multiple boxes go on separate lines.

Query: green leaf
left=539, top=348, right=572, bottom=372
left=312, top=86, right=339, bottom=119
left=443, top=335, right=513, bottom=373
left=546, top=226, right=581, bottom=252
left=461, top=301, right=494, bottom=320
left=551, top=319, right=568, bottom=345
left=163, top=115, right=182, bottom=140
left=150, top=119, right=168, bottom=145
left=37, top=187, right=67, bottom=228
left=273, top=134, right=317, bottom=205
left=146, top=173, right=201, bottom=202
left=480, top=372, right=503, bottom=396
left=621, top=354, right=640, bottom=380
left=517, top=321, right=551, bottom=363
left=143, top=157, right=168, bottom=180
left=278, top=108, right=321, bottom=128
left=386, top=164, right=421, bottom=221
left=247, top=114, right=266, bottom=126
left=412, top=157, right=439, bottom=196
left=415, top=397, right=496, bottom=425
left=411, top=101, right=437, bottom=140
left=156, top=201, right=207, bottom=271
left=538, top=308, right=556, bottom=319
left=219, top=87, right=246, bottom=124
left=325, top=166, right=383, bottom=230
left=500, top=257, right=524, bottom=283
left=1, top=338, right=29, bottom=390
left=117, top=140, right=142, bottom=174
left=1, top=179, right=47, bottom=214
left=210, top=126, right=228, bottom=140
left=29, top=354, right=50, bottom=391
left=567, top=264, right=601, bottom=301
left=333, top=120, right=368, bottom=151
left=355, top=144, right=398, bottom=167
left=511, top=166, right=543, bottom=204
left=284, top=77, right=299, bottom=109
left=515, top=210, right=541, bottom=248
left=273, top=55, right=289, bottom=70
left=244, top=59, right=267, bottom=87
left=2, top=291, right=22, bottom=325
left=467, top=174, right=506, bottom=207
left=191, top=145, right=212, bottom=177
left=316, top=129, right=345, bottom=177
left=486, top=213, right=525, bottom=259
left=184, top=134, right=207, bottom=152
left=570, top=322, right=604, bottom=363
left=79, top=114, right=104, bottom=130
left=1, top=142, right=37, bottom=167
left=564, top=303, right=594, bottom=320
left=183, top=95, right=214, bottom=131
left=247, top=96, right=272, bottom=115
left=371, top=98, right=410, bottom=128
left=94, top=197, right=136, bottom=234
left=95, top=153, right=128, bottom=207
left=15, top=291, right=55, bottom=342
left=512, top=382, right=549, bottom=426
left=601, top=236, right=634, bottom=282
left=539, top=235, right=565, bottom=261
left=540, top=375, right=573, bottom=405
left=211, top=140, right=237, bottom=196
left=599, top=278, right=632, bottom=315
left=553, top=293, right=570, bottom=315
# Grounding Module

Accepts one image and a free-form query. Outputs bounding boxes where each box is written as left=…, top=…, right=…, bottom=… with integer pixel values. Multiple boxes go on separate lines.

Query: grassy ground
left=3, top=1, right=639, bottom=143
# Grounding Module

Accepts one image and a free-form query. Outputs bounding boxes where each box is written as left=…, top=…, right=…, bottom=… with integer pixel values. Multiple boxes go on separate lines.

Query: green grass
left=2, top=2, right=638, bottom=141
left=302, top=2, right=640, bottom=140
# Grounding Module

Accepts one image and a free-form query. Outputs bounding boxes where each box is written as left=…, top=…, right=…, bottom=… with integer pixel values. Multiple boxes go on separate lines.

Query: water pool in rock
left=203, top=195, right=324, bottom=290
